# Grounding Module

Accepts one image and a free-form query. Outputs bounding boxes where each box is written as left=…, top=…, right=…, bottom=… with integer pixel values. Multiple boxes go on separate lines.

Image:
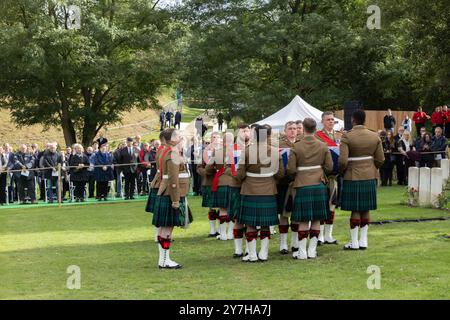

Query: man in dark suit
left=118, top=137, right=139, bottom=199
left=174, top=111, right=182, bottom=129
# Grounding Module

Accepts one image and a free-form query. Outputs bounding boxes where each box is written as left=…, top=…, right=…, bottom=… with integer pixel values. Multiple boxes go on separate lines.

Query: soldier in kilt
left=153, top=129, right=190, bottom=269
left=339, top=110, right=385, bottom=251
left=287, top=118, right=334, bottom=259
left=228, top=123, right=252, bottom=257
left=197, top=132, right=221, bottom=237
left=277, top=121, right=301, bottom=257
left=235, top=124, right=283, bottom=262
left=205, top=132, right=235, bottom=241
left=315, top=111, right=342, bottom=245
left=145, top=130, right=168, bottom=242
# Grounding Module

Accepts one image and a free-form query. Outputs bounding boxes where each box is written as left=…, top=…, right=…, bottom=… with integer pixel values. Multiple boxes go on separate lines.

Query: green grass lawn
left=1, top=185, right=449, bottom=300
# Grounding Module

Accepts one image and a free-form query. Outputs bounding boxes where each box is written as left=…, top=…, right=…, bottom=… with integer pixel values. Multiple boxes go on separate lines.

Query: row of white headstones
left=408, top=159, right=450, bottom=207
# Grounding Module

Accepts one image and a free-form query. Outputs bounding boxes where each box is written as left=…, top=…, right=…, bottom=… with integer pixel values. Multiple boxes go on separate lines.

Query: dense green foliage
left=0, top=0, right=181, bottom=146
left=179, top=0, right=449, bottom=122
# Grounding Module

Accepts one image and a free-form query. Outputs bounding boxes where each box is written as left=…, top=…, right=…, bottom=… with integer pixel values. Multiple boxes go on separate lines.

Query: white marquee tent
left=255, top=95, right=344, bottom=131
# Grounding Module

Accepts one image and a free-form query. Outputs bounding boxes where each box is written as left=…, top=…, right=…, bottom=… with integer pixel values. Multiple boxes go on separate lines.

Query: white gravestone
left=430, top=167, right=443, bottom=208
left=408, top=167, right=419, bottom=205
left=440, top=159, right=450, bottom=187
left=418, top=167, right=431, bottom=206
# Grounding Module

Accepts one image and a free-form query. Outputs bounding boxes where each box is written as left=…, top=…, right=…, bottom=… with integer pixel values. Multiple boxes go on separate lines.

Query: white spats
left=154, top=227, right=160, bottom=243
left=234, top=238, right=243, bottom=256
left=318, top=224, right=325, bottom=243
left=227, top=221, right=235, bottom=240
left=296, top=238, right=308, bottom=260
left=344, top=227, right=359, bottom=250
left=258, top=238, right=270, bottom=261
left=279, top=233, right=288, bottom=253
left=217, top=222, right=227, bottom=241
left=359, top=225, right=369, bottom=249
left=324, top=224, right=337, bottom=244
left=307, top=237, right=318, bottom=259
left=242, top=239, right=258, bottom=262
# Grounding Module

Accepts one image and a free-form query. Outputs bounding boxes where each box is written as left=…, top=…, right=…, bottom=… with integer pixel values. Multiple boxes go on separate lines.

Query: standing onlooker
left=396, top=130, right=413, bottom=185
left=85, top=146, right=96, bottom=198
left=118, top=137, right=139, bottom=200
left=412, top=107, right=429, bottom=136
left=379, top=131, right=394, bottom=186
left=139, top=142, right=151, bottom=195
left=383, top=109, right=396, bottom=133
left=40, top=142, right=63, bottom=203
left=217, top=112, right=224, bottom=131
left=12, top=144, right=36, bottom=204
left=419, top=133, right=434, bottom=168
left=147, top=140, right=159, bottom=184
left=0, top=146, right=7, bottom=205
left=91, top=140, right=114, bottom=201
left=431, top=106, right=443, bottom=135
left=174, top=110, right=182, bottom=130
left=113, top=142, right=125, bottom=198
left=69, top=144, right=90, bottom=202
left=432, top=127, right=448, bottom=163
left=159, top=110, right=166, bottom=131
left=401, top=114, right=412, bottom=133
left=165, top=110, right=174, bottom=128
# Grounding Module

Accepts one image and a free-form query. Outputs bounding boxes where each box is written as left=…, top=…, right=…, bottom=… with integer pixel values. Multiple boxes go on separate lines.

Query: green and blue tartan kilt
left=292, top=184, right=330, bottom=222
left=236, top=195, right=279, bottom=227
left=227, top=187, right=241, bottom=220
left=340, top=179, right=377, bottom=211
left=209, top=186, right=230, bottom=209
left=201, top=186, right=211, bottom=208
left=277, top=184, right=289, bottom=215
left=152, top=196, right=187, bottom=227
left=145, top=188, right=159, bottom=213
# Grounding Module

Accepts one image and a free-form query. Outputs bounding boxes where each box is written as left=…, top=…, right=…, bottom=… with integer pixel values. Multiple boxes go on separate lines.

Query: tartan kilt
left=292, top=184, right=330, bottom=222
left=152, top=196, right=186, bottom=227
left=237, top=195, right=279, bottom=227
left=145, top=188, right=159, bottom=213
left=201, top=186, right=211, bottom=207
left=340, top=179, right=377, bottom=211
left=227, top=187, right=241, bottom=220
left=209, top=186, right=230, bottom=208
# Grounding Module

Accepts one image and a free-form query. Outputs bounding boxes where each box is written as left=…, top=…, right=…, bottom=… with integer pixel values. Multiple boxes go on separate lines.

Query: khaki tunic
left=205, top=147, right=235, bottom=186
left=339, top=125, right=385, bottom=181
left=287, top=135, right=334, bottom=188
left=235, top=144, right=283, bottom=195
left=157, top=147, right=190, bottom=202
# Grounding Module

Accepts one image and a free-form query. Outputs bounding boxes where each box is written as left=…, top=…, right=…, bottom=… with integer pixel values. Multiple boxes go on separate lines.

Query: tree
left=0, top=0, right=181, bottom=147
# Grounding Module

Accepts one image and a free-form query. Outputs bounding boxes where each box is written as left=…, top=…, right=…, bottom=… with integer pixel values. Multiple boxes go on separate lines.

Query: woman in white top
left=396, top=130, right=412, bottom=185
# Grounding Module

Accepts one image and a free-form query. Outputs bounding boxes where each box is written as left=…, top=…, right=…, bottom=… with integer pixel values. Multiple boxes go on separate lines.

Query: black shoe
left=159, top=264, right=183, bottom=269
left=208, top=233, right=217, bottom=237
left=359, top=246, right=367, bottom=250
left=233, top=253, right=243, bottom=258
left=291, top=247, right=299, bottom=252
left=124, top=197, right=130, bottom=200
left=130, top=196, right=135, bottom=200
left=279, top=249, right=289, bottom=255
left=324, top=240, right=338, bottom=245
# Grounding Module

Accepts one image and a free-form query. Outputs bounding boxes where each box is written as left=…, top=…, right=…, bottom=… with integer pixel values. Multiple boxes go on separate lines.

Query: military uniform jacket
left=339, top=125, right=385, bottom=181
left=287, top=135, right=333, bottom=188
left=235, top=144, right=283, bottom=195
left=205, top=146, right=235, bottom=187
left=196, top=146, right=214, bottom=187
left=157, top=147, right=190, bottom=202
left=150, top=145, right=168, bottom=189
